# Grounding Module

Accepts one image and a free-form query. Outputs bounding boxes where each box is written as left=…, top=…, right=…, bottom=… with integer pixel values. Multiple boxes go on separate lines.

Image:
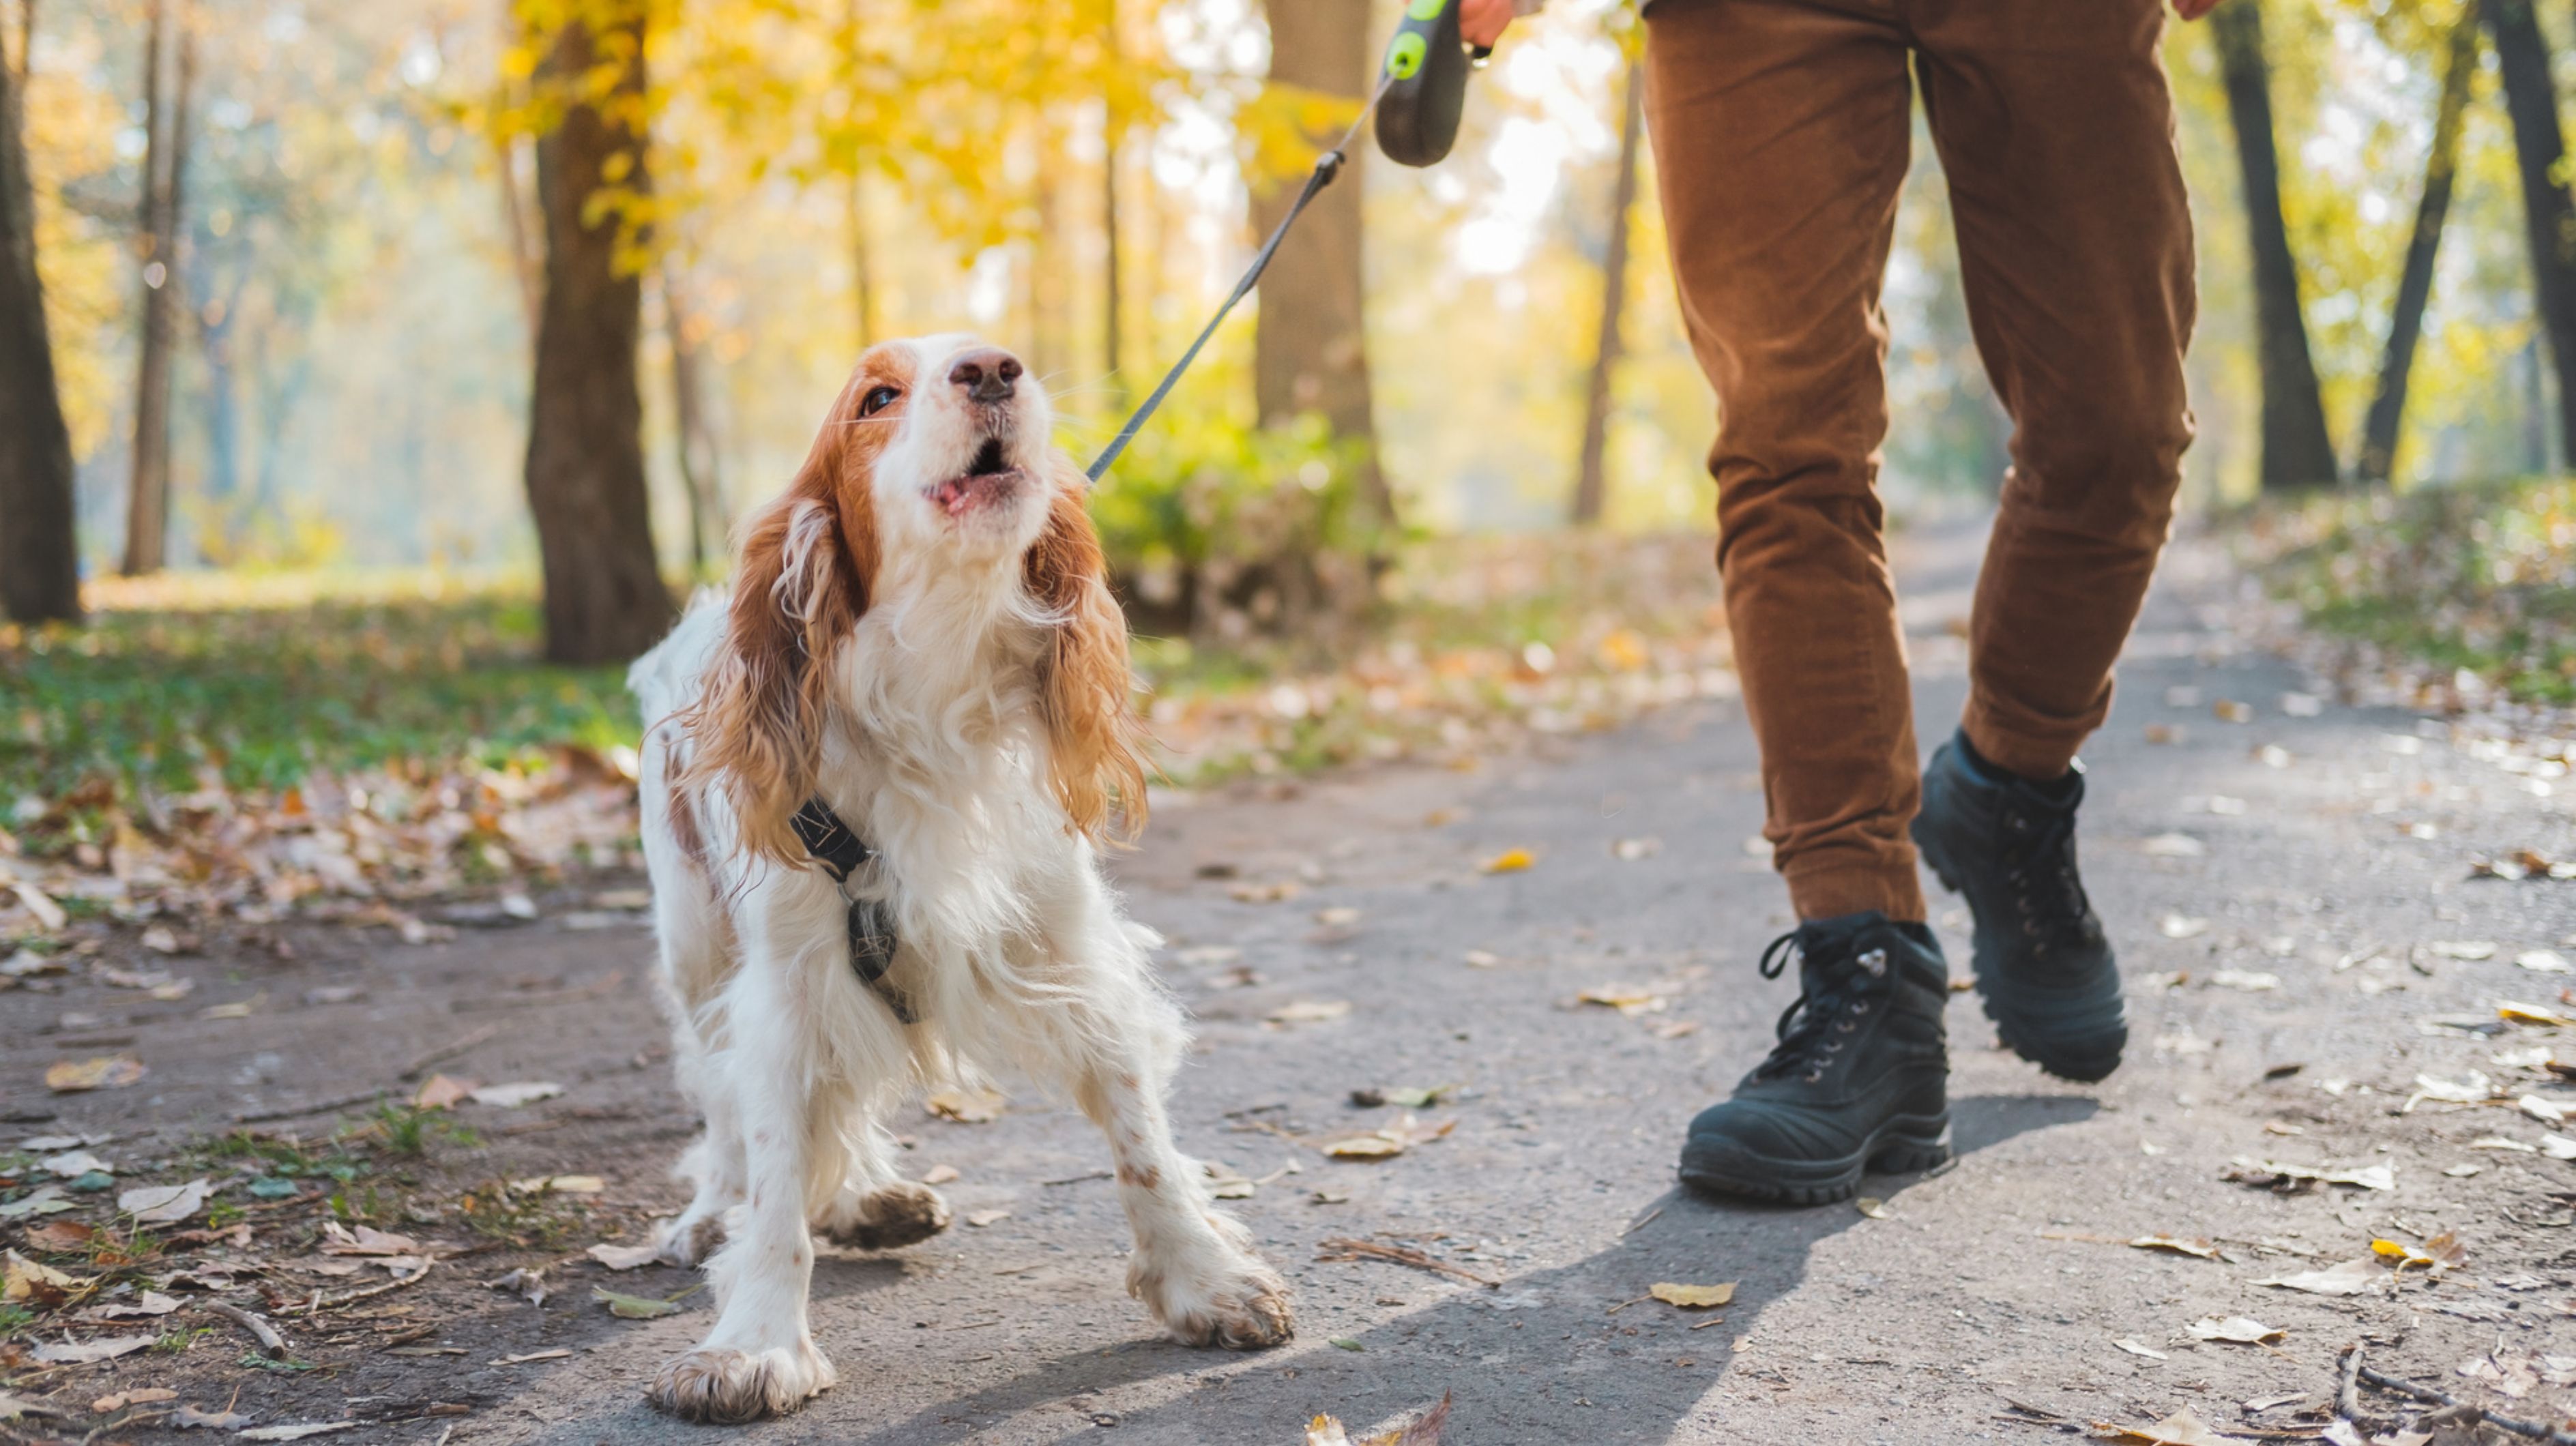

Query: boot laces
left=1751, top=930, right=1887, bottom=1082
left=2004, top=805, right=2101, bottom=956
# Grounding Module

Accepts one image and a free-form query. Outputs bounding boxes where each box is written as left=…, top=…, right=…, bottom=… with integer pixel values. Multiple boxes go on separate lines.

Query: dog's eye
left=859, top=385, right=902, bottom=417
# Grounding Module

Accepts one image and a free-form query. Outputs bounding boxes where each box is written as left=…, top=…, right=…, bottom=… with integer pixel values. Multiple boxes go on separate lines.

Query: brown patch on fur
left=1025, top=461, right=1151, bottom=840
left=1117, top=1162, right=1160, bottom=1190
left=665, top=776, right=714, bottom=883
left=673, top=349, right=909, bottom=866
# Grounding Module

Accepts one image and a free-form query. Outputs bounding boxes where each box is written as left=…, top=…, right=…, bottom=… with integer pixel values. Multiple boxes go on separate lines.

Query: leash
left=789, top=797, right=916, bottom=1023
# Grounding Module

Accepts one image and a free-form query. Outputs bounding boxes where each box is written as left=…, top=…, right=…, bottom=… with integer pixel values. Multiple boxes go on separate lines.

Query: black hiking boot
left=1912, top=730, right=2126, bottom=1083
left=1678, top=913, right=1952, bottom=1205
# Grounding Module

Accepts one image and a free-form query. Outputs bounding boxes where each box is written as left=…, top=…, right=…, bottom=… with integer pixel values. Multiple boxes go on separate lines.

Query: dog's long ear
left=1025, top=460, right=1148, bottom=840
left=679, top=428, right=875, bottom=866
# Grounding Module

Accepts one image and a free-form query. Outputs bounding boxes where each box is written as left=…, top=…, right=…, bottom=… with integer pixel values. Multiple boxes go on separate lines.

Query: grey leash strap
left=1085, top=74, right=1396, bottom=484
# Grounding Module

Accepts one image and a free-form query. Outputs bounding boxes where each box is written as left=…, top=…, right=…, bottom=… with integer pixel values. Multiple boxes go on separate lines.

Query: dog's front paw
left=646, top=1342, right=834, bottom=1423
left=1132, top=1247, right=1294, bottom=1350
left=819, top=1181, right=951, bottom=1251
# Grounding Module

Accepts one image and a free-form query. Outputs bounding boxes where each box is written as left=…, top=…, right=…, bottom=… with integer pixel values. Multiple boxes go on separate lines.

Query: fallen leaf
left=2431, top=940, right=2498, bottom=961
left=320, top=1223, right=420, bottom=1256
left=4, top=1248, right=88, bottom=1303
left=91, top=1387, right=177, bottom=1412
left=0, top=1186, right=73, bottom=1219
left=1611, top=837, right=1660, bottom=861
left=469, top=1082, right=564, bottom=1108
left=2517, top=950, right=2575, bottom=973
left=510, top=1174, right=602, bottom=1195
left=594, top=1286, right=682, bottom=1319
left=965, top=1209, right=1011, bottom=1228
left=2210, top=969, right=2280, bottom=992
left=1577, top=984, right=1669, bottom=1016
left=2500, top=1001, right=2575, bottom=1027
left=42, top=1149, right=114, bottom=1179
left=1227, top=880, right=1302, bottom=903
left=2128, top=1235, right=2219, bottom=1261
left=2223, top=1157, right=2395, bottom=1192
left=586, top=1242, right=660, bottom=1271
left=21, top=1220, right=96, bottom=1252
left=2090, top=1407, right=2247, bottom=1445
left=2158, top=914, right=2210, bottom=939
left=44, top=1057, right=144, bottom=1093
left=2113, top=1338, right=2170, bottom=1360
left=2141, top=833, right=2206, bottom=858
left=2542, top=1133, right=2576, bottom=1160
left=86, top=1290, right=181, bottom=1320
left=2519, top=1094, right=2566, bottom=1123
left=1650, top=1282, right=1736, bottom=1309
left=0, top=1392, right=65, bottom=1421
left=488, top=1267, right=548, bottom=1307
left=1313, top=906, right=1361, bottom=927
left=411, top=1074, right=477, bottom=1110
left=171, top=1404, right=254, bottom=1428
left=1268, top=999, right=1353, bottom=1025
left=493, top=1348, right=574, bottom=1365
left=1323, top=1134, right=1407, bottom=1160
left=1480, top=848, right=1535, bottom=874
left=2470, top=1135, right=2538, bottom=1152
left=2189, top=1316, right=2285, bottom=1344
left=1461, top=950, right=1499, bottom=969
left=117, top=1178, right=211, bottom=1226
left=926, top=1087, right=1007, bottom=1123
left=2254, top=1259, right=2382, bottom=1296
left=1854, top=1197, right=1890, bottom=1220
left=921, top=1164, right=961, bottom=1185
left=31, top=1333, right=152, bottom=1363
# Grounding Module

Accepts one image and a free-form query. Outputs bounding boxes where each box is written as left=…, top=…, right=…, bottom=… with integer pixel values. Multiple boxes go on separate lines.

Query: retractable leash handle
left=1375, top=0, right=1489, bottom=169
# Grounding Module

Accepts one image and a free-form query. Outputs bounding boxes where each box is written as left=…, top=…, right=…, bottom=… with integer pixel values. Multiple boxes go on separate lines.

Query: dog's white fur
left=627, top=334, right=1291, bottom=1423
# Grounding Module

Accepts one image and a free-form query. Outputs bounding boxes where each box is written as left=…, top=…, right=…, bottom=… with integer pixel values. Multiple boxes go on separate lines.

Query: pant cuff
left=1961, top=700, right=2081, bottom=783
left=1783, top=862, right=1926, bottom=924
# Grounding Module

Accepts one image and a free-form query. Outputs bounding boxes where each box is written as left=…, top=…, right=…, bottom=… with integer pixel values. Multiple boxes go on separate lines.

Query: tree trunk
left=1571, top=61, right=1643, bottom=527
left=662, top=258, right=724, bottom=574
left=2356, top=3, right=2478, bottom=484
left=523, top=0, right=669, bottom=664
left=1255, top=0, right=1389, bottom=522
left=0, top=0, right=80, bottom=623
left=2487, top=0, right=2576, bottom=466
left=2210, top=0, right=2340, bottom=490
left=123, top=0, right=193, bottom=574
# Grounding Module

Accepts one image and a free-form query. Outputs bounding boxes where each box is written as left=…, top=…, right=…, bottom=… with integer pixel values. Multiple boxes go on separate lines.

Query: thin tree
left=662, top=256, right=725, bottom=574
left=522, top=0, right=670, bottom=663
left=123, top=0, right=196, bottom=574
left=2210, top=0, right=2340, bottom=489
left=1571, top=59, right=1643, bottom=526
left=2357, top=3, right=2479, bottom=484
left=2485, top=0, right=2576, bottom=464
left=1255, top=0, right=1390, bottom=523
left=0, top=0, right=80, bottom=623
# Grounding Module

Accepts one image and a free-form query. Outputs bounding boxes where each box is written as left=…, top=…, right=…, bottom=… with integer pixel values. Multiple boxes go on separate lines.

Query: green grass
left=2251, top=477, right=2576, bottom=704
left=1, top=582, right=635, bottom=811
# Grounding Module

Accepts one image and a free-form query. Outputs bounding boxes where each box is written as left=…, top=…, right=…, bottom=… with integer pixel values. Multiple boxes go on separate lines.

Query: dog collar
left=791, top=795, right=918, bottom=1024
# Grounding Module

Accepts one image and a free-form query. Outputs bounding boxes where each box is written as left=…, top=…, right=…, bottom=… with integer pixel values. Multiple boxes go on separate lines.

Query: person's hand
left=2173, top=0, right=2225, bottom=18
left=1461, top=0, right=1515, bottom=48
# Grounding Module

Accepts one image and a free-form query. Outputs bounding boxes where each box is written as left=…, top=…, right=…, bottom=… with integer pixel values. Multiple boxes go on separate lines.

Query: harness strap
left=792, top=795, right=918, bottom=1024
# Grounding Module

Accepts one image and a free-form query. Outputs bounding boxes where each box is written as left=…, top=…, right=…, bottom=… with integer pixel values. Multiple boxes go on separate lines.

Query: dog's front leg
left=647, top=931, right=837, bottom=1423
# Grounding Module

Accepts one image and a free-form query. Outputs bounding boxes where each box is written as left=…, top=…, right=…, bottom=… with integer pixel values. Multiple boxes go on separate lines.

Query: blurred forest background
left=10, top=0, right=2576, bottom=896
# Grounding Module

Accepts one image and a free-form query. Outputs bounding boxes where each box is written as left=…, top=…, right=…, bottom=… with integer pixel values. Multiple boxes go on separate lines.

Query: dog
left=625, top=334, right=1294, bottom=1423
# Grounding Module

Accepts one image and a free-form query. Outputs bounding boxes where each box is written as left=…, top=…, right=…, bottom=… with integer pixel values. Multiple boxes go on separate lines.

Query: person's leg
left=1914, top=0, right=2198, bottom=776
left=1907, top=0, right=2196, bottom=1082
left=1645, top=0, right=1924, bottom=924
left=1650, top=0, right=1953, bottom=1205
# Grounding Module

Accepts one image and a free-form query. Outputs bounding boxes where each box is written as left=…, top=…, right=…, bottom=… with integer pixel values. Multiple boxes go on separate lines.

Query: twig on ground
left=2358, top=1363, right=2576, bottom=1445
left=1040, top=1170, right=1112, bottom=1187
left=1314, top=1237, right=1499, bottom=1288
left=310, top=1263, right=436, bottom=1312
left=203, top=1299, right=287, bottom=1358
left=399, top=1024, right=501, bottom=1079
left=232, top=1089, right=388, bottom=1124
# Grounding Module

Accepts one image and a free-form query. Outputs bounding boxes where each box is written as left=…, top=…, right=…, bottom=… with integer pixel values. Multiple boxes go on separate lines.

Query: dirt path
left=9, top=525, right=2576, bottom=1445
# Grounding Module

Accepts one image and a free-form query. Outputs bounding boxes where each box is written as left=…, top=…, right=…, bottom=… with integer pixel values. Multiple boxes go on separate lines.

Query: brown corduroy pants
left=1642, top=0, right=2198, bottom=922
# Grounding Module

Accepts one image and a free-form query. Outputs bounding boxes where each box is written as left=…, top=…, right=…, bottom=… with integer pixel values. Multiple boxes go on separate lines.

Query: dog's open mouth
left=931, top=437, right=1021, bottom=517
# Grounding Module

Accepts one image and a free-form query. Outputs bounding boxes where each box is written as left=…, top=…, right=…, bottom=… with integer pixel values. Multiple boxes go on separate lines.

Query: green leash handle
left=1376, top=0, right=1488, bottom=168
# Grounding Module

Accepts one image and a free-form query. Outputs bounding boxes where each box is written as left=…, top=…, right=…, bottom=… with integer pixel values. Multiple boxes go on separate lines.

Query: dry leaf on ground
left=117, top=1178, right=210, bottom=1226
left=1650, top=1282, right=1736, bottom=1309
left=2189, top=1316, right=2284, bottom=1344
left=2254, top=1259, right=2382, bottom=1296
left=921, top=1164, right=961, bottom=1185
left=44, top=1056, right=145, bottom=1093
left=91, top=1388, right=177, bottom=1412
left=594, top=1286, right=683, bottom=1319
left=2223, top=1157, right=2394, bottom=1192
left=2090, top=1407, right=2246, bottom=1445
left=965, top=1209, right=1011, bottom=1228
left=469, top=1081, right=564, bottom=1108
left=30, top=1334, right=152, bottom=1364
left=4, top=1248, right=88, bottom=1304
left=1268, top=1000, right=1354, bottom=1025
left=411, top=1074, right=477, bottom=1110
left=2113, top=1338, right=2169, bottom=1360
left=1854, top=1197, right=1890, bottom=1220
left=587, top=1242, right=660, bottom=1271
left=1577, top=984, right=1669, bottom=1016
left=1480, top=849, right=1535, bottom=874
left=2128, top=1235, right=2219, bottom=1260
left=320, top=1222, right=420, bottom=1256
left=1305, top=1391, right=1451, bottom=1446
left=926, top=1088, right=1007, bottom=1123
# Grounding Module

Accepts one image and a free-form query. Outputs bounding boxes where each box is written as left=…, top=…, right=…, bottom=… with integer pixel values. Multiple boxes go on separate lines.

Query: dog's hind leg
left=813, top=1108, right=950, bottom=1251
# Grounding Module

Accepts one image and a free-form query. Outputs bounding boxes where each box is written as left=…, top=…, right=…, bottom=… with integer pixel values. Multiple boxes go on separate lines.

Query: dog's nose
left=949, top=349, right=1021, bottom=405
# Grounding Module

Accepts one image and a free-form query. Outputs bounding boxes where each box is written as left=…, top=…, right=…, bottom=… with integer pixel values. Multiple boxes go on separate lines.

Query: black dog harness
left=790, top=797, right=918, bottom=1024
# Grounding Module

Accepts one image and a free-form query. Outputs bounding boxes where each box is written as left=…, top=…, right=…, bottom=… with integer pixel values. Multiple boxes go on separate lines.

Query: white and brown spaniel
left=626, top=335, right=1293, bottom=1423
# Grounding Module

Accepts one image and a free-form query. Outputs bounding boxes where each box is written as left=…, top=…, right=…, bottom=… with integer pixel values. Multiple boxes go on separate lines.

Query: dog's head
left=681, top=335, right=1145, bottom=863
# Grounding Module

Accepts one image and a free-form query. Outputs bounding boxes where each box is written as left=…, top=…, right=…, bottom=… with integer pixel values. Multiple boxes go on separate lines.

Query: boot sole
left=1676, top=1112, right=1952, bottom=1207
left=1920, top=856, right=2126, bottom=1085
